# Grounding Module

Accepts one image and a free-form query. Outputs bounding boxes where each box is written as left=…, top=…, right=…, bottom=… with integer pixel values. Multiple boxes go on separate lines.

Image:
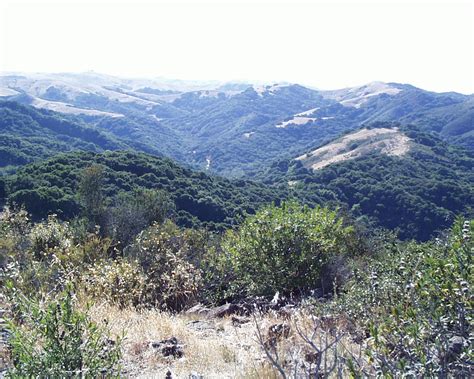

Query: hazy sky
left=0, top=0, right=473, bottom=93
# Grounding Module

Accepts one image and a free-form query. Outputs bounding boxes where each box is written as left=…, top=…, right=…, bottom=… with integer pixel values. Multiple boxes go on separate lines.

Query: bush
left=1, top=209, right=111, bottom=296
left=29, top=215, right=73, bottom=261
left=125, top=220, right=203, bottom=311
left=215, top=201, right=355, bottom=300
left=82, top=258, right=147, bottom=308
left=340, top=218, right=473, bottom=376
left=5, top=284, right=122, bottom=377
left=108, top=189, right=174, bottom=249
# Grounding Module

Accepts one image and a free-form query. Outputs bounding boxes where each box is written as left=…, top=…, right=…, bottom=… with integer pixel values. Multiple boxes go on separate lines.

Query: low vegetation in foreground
left=0, top=183, right=472, bottom=378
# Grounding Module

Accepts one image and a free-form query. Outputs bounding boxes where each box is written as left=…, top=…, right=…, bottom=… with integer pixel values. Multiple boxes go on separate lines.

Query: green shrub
left=5, top=284, right=122, bottom=378
left=108, top=189, right=174, bottom=248
left=215, top=201, right=355, bottom=300
left=341, top=218, right=473, bottom=376
left=126, top=220, right=203, bottom=311
left=82, top=258, right=147, bottom=308
left=29, top=215, right=73, bottom=261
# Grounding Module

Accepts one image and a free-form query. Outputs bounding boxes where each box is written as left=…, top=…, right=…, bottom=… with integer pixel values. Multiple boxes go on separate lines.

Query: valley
left=0, top=72, right=473, bottom=378
left=1, top=73, right=472, bottom=177
left=1, top=0, right=472, bottom=376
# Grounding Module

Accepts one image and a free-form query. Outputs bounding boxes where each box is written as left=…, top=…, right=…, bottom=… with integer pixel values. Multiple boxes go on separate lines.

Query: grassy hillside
left=256, top=122, right=474, bottom=240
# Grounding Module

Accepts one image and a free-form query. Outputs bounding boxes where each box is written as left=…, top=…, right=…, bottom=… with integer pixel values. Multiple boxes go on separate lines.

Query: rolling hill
left=2, top=122, right=472, bottom=240
left=256, top=122, right=474, bottom=240
left=1, top=73, right=472, bottom=177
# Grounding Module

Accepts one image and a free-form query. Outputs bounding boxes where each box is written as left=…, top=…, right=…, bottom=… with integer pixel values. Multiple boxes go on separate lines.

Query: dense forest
left=255, top=123, right=474, bottom=240
left=2, top=121, right=471, bottom=240
left=1, top=150, right=287, bottom=231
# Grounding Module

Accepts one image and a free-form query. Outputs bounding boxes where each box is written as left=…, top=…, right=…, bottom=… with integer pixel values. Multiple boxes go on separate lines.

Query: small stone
left=185, top=303, right=211, bottom=316
left=189, top=372, right=204, bottom=379
left=150, top=337, right=184, bottom=359
left=207, top=303, right=241, bottom=318
left=231, top=316, right=250, bottom=327
left=187, top=320, right=215, bottom=332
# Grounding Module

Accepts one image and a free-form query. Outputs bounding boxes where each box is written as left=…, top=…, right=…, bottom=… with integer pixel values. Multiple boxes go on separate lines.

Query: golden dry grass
left=87, top=303, right=368, bottom=378
left=296, top=127, right=411, bottom=170
left=88, top=303, right=280, bottom=378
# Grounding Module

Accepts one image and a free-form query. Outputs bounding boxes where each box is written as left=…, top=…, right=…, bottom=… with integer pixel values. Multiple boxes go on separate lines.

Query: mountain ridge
left=2, top=73, right=472, bottom=177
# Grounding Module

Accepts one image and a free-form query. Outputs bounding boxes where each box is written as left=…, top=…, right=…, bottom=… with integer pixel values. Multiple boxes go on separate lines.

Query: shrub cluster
left=5, top=283, right=122, bottom=377
left=83, top=221, right=205, bottom=311
left=1, top=203, right=471, bottom=377
left=207, top=201, right=356, bottom=301
left=336, top=218, right=473, bottom=376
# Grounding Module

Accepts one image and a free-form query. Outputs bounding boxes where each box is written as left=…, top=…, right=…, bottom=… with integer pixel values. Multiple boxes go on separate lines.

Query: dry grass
left=88, top=303, right=272, bottom=378
left=86, top=303, right=368, bottom=378
left=296, top=127, right=411, bottom=171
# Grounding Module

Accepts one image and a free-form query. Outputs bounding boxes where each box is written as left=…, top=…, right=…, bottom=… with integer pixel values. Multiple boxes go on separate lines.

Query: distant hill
left=0, top=101, right=126, bottom=172
left=1, top=150, right=287, bottom=230
left=256, top=122, right=474, bottom=240
left=1, top=73, right=472, bottom=177
left=295, top=126, right=410, bottom=170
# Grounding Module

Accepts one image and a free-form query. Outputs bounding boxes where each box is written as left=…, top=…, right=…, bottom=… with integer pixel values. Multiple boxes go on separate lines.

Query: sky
left=0, top=0, right=473, bottom=94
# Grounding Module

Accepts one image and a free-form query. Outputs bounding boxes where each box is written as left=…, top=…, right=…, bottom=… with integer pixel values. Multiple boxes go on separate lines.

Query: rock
left=189, top=372, right=204, bottom=379
left=185, top=303, right=211, bottom=316
left=187, top=320, right=215, bottom=332
left=231, top=316, right=250, bottom=327
left=165, top=370, right=173, bottom=379
left=150, top=337, right=184, bottom=358
left=270, top=291, right=280, bottom=305
left=264, top=323, right=291, bottom=350
left=207, top=303, right=241, bottom=318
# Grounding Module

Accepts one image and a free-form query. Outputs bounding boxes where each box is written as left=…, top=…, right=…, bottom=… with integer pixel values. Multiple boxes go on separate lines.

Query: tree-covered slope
left=0, top=101, right=127, bottom=172
left=355, top=86, right=474, bottom=150
left=256, top=122, right=474, bottom=240
left=2, top=74, right=473, bottom=177
left=0, top=101, right=189, bottom=173
left=160, top=84, right=340, bottom=176
left=2, top=150, right=287, bottom=230
left=2, top=123, right=472, bottom=240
